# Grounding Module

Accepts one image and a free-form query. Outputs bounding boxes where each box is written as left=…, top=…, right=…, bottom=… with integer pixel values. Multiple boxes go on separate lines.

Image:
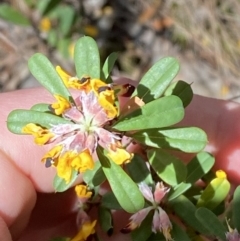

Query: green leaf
left=170, top=195, right=210, bottom=235
left=7, top=109, right=71, bottom=134
left=113, top=96, right=184, bottom=131
left=132, top=127, right=207, bottom=153
left=233, top=186, right=240, bottom=231
left=83, top=161, right=106, bottom=188
left=74, top=36, right=100, bottom=79
left=30, top=103, right=50, bottom=112
left=168, top=182, right=191, bottom=201
left=164, top=80, right=193, bottom=107
left=58, top=6, right=75, bottom=36
left=195, top=207, right=227, bottom=240
left=28, top=53, right=71, bottom=101
left=102, top=52, right=118, bottom=81
left=197, top=175, right=230, bottom=210
left=0, top=4, right=30, bottom=26
left=131, top=211, right=153, bottom=241
left=126, top=154, right=153, bottom=185
left=101, top=192, right=122, bottom=210
left=53, top=169, right=78, bottom=192
left=131, top=57, right=179, bottom=102
left=186, top=152, right=215, bottom=184
left=98, top=207, right=113, bottom=235
left=97, top=147, right=144, bottom=213
left=171, top=221, right=191, bottom=241
left=148, top=149, right=187, bottom=186
left=41, top=0, right=62, bottom=15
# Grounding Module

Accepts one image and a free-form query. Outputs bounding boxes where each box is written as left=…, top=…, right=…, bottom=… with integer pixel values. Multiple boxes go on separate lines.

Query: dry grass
left=164, top=0, right=240, bottom=84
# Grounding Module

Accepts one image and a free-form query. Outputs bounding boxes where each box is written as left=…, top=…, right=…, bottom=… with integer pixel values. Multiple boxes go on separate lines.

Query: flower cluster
left=124, top=182, right=172, bottom=241
left=22, top=66, right=133, bottom=183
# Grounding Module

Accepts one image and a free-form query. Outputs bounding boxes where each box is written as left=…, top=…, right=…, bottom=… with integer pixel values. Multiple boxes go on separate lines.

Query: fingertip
left=0, top=150, right=36, bottom=239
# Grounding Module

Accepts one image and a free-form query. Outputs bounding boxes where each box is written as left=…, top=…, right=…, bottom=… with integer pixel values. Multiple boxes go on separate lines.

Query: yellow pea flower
left=49, top=94, right=71, bottom=115
left=75, top=184, right=92, bottom=199
left=71, top=220, right=97, bottom=241
left=56, top=66, right=91, bottom=91
left=107, top=147, right=133, bottom=165
left=71, top=149, right=94, bottom=173
left=22, top=123, right=54, bottom=145
left=41, top=145, right=63, bottom=167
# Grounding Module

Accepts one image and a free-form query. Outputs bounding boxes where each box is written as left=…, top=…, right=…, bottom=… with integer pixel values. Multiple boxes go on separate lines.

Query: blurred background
left=1, top=0, right=240, bottom=102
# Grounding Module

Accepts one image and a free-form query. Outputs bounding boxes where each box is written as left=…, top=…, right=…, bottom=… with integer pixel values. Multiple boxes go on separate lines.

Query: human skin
left=0, top=86, right=240, bottom=241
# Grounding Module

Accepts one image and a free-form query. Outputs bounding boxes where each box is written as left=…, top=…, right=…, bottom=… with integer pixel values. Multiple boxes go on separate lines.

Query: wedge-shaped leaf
left=168, top=182, right=191, bottom=201
left=132, top=127, right=207, bottom=153
left=186, top=152, right=215, bottom=184
left=98, top=207, right=113, bottom=235
left=197, top=175, right=230, bottom=210
left=131, top=211, right=153, bottom=241
left=171, top=221, right=191, bottom=241
left=83, top=161, right=106, bottom=188
left=164, top=80, right=193, bottom=107
left=53, top=169, right=78, bottom=192
left=7, top=109, right=71, bottom=134
left=28, top=53, right=71, bottom=101
left=148, top=149, right=186, bottom=186
left=0, top=4, right=30, bottom=26
left=97, top=147, right=144, bottom=213
left=126, top=154, right=153, bottom=185
left=102, top=52, right=118, bottom=81
left=233, top=186, right=240, bottom=231
left=170, top=195, right=210, bottom=235
left=195, top=207, right=227, bottom=241
left=31, top=103, right=50, bottom=112
left=74, top=36, right=100, bottom=79
left=113, top=96, right=184, bottom=131
left=101, top=192, right=122, bottom=210
left=132, top=57, right=179, bottom=102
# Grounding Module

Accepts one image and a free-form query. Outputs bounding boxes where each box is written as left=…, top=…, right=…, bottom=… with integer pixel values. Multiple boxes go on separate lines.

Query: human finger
left=182, top=95, right=240, bottom=184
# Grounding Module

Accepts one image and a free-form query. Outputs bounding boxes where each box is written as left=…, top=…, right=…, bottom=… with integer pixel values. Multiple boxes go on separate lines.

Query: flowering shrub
left=7, top=36, right=240, bottom=241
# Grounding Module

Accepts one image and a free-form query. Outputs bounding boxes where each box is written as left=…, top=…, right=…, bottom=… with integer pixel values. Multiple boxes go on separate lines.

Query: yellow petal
left=22, top=123, right=54, bottom=145
left=71, top=149, right=94, bottom=173
left=56, top=66, right=91, bottom=91
left=98, top=91, right=118, bottom=118
left=91, top=79, right=118, bottom=118
left=71, top=220, right=97, bottom=241
left=216, top=170, right=227, bottom=179
left=57, top=151, right=77, bottom=183
left=75, top=184, right=92, bottom=199
left=41, top=145, right=63, bottom=167
left=39, top=17, right=51, bottom=32
left=107, top=147, right=133, bottom=165
left=56, top=66, right=72, bottom=87
left=50, top=94, right=71, bottom=115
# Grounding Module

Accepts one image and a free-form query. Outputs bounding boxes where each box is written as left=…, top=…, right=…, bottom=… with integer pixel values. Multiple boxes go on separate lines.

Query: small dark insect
left=45, top=157, right=55, bottom=168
